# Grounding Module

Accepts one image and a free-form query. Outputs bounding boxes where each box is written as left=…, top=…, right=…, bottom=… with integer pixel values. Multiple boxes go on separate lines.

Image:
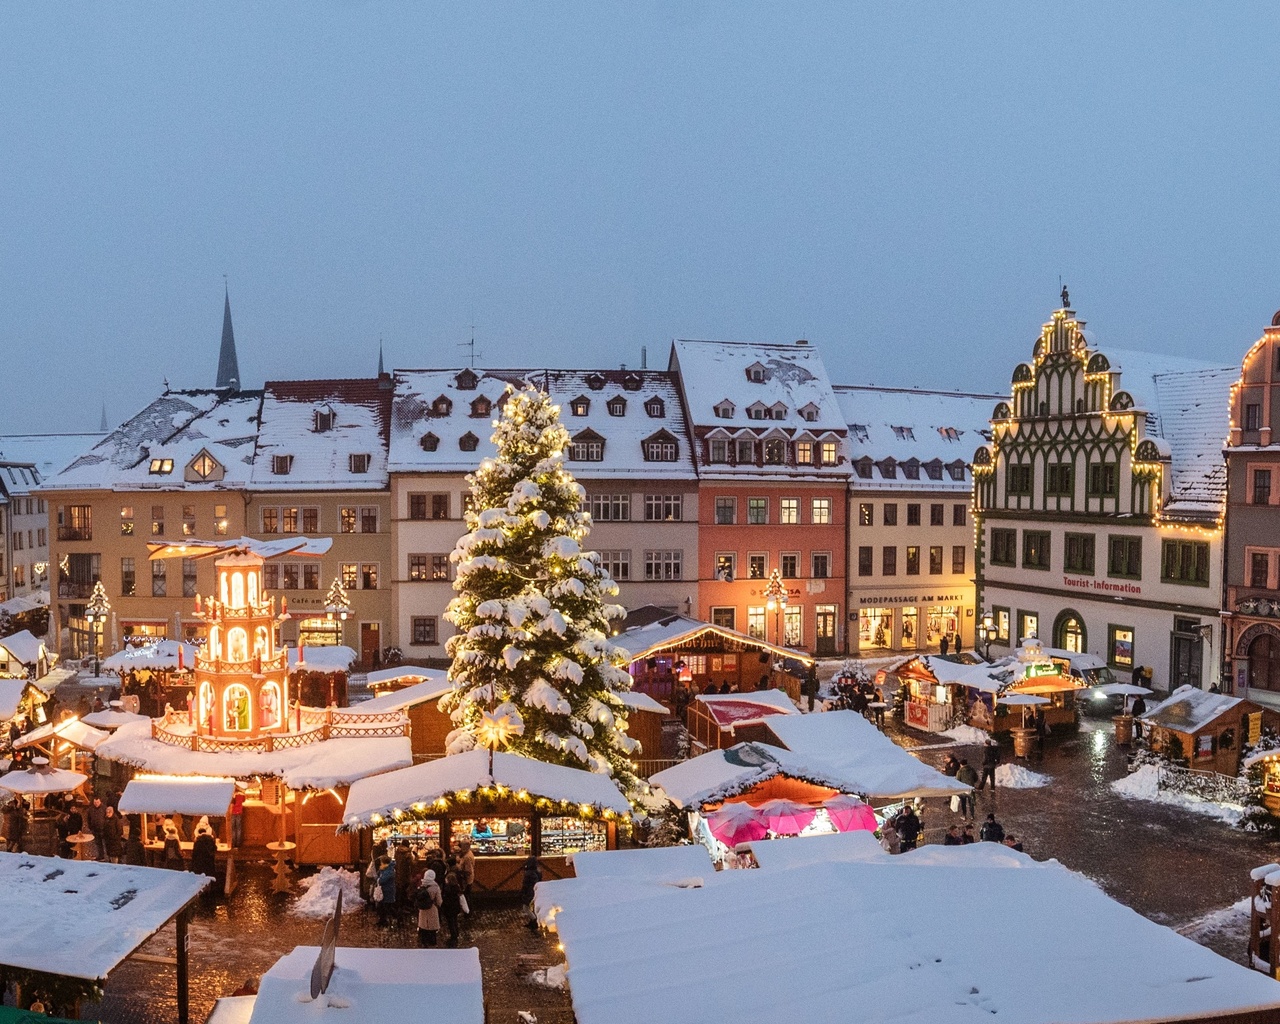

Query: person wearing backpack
left=440, top=870, right=464, bottom=947
left=979, top=813, right=1005, bottom=843
left=955, top=759, right=978, bottom=820
left=415, top=869, right=442, bottom=946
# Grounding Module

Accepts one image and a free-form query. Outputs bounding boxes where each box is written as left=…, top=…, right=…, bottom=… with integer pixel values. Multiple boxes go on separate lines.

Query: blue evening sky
left=3, top=3, right=1278, bottom=433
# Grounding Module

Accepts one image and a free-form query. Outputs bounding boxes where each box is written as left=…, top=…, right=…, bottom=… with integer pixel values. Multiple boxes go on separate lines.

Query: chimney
left=796, top=339, right=809, bottom=347
left=641, top=346, right=648, bottom=369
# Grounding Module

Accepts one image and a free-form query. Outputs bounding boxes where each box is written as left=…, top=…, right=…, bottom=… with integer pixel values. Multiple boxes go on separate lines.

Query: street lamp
left=324, top=577, right=352, bottom=638
left=978, top=610, right=998, bottom=661
left=764, top=569, right=788, bottom=683
left=84, top=580, right=111, bottom=677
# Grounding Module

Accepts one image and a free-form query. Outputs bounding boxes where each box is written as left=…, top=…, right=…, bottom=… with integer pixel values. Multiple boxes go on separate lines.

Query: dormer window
left=607, top=396, right=627, bottom=417
left=622, top=373, right=642, bottom=391
left=763, top=439, right=786, bottom=465
left=878, top=460, right=897, bottom=479
left=570, top=396, right=591, bottom=416
left=432, top=395, right=453, bottom=416
left=796, top=442, right=814, bottom=465
left=420, top=432, right=439, bottom=452
left=902, top=459, right=920, bottom=480
left=891, top=425, right=915, bottom=441
left=854, top=457, right=873, bottom=479
left=642, top=430, right=679, bottom=462
left=924, top=461, right=943, bottom=481
left=349, top=453, right=371, bottom=474
left=189, top=451, right=220, bottom=480
left=585, top=373, right=606, bottom=391
left=569, top=429, right=605, bottom=461
left=313, top=407, right=336, bottom=432
left=459, top=432, right=479, bottom=452
left=745, top=361, right=767, bottom=383
left=799, top=403, right=820, bottom=423
left=851, top=424, right=869, bottom=442
left=948, top=463, right=967, bottom=481
left=735, top=438, right=756, bottom=463
left=148, top=458, right=174, bottom=475
left=769, top=402, right=787, bottom=420
left=714, top=400, right=735, bottom=419
left=455, top=369, right=478, bottom=391
left=746, top=402, right=769, bottom=421
left=470, top=396, right=492, bottom=418
left=272, top=455, right=294, bottom=476
left=644, top=396, right=665, bottom=418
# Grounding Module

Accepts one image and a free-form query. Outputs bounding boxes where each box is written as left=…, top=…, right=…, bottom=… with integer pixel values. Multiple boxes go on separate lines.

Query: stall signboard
left=1251, top=712, right=1263, bottom=747
left=906, top=702, right=930, bottom=729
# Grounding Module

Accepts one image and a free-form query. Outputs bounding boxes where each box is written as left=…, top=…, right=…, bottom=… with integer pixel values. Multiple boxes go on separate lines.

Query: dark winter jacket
left=897, top=811, right=921, bottom=844
left=190, top=833, right=218, bottom=878
left=979, top=819, right=1006, bottom=843
left=955, top=765, right=978, bottom=787
left=520, top=858, right=542, bottom=902
left=440, top=879, right=463, bottom=916
left=981, top=744, right=1000, bottom=768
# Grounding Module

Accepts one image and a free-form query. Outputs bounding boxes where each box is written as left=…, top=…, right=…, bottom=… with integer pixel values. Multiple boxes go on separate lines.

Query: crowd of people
left=367, top=837, right=476, bottom=947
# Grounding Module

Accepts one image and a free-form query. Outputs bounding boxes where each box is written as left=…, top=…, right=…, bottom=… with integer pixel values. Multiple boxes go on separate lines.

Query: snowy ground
left=1110, top=765, right=1245, bottom=824
left=995, top=763, right=1049, bottom=789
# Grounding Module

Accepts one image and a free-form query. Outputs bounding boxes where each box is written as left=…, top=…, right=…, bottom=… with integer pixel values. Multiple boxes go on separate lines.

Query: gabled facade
left=974, top=304, right=1235, bottom=692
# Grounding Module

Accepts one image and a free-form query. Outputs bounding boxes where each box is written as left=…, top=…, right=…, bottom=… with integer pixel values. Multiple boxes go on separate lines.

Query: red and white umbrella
left=704, top=802, right=768, bottom=847
left=822, top=793, right=878, bottom=833
left=756, top=798, right=819, bottom=836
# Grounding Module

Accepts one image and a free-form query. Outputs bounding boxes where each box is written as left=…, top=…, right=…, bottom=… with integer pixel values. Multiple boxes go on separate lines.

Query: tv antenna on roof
left=458, top=323, right=482, bottom=368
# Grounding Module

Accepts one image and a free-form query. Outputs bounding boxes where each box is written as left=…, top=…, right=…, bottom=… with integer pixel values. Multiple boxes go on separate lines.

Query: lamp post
left=764, top=569, right=788, bottom=685
left=84, top=581, right=110, bottom=677
left=978, top=610, right=998, bottom=661
left=324, top=577, right=352, bottom=640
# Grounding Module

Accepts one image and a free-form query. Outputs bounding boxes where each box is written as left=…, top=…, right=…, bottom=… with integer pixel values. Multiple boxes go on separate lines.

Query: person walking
left=415, top=869, right=442, bottom=947
left=940, top=635, right=950, bottom=657
left=162, top=820, right=185, bottom=871
left=955, top=759, right=978, bottom=819
left=978, top=739, right=1000, bottom=791
left=375, top=856, right=397, bottom=927
left=102, top=806, right=124, bottom=863
left=897, top=805, right=922, bottom=852
left=1131, top=694, right=1148, bottom=741
left=521, top=856, right=542, bottom=930
left=979, top=813, right=1005, bottom=843
left=229, top=790, right=246, bottom=848
left=440, top=870, right=464, bottom=947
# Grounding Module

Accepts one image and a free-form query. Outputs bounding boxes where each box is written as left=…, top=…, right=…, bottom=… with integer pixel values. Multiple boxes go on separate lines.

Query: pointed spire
left=378, top=337, right=385, bottom=376
left=99, top=402, right=108, bottom=432
left=217, top=281, right=241, bottom=390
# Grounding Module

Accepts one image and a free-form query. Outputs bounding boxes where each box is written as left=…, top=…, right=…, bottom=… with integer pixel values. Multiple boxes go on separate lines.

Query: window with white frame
left=812, top=498, right=832, bottom=524
left=644, top=494, right=682, bottom=521
left=589, top=493, right=631, bottom=521
left=780, top=498, right=799, bottom=525
left=599, top=550, right=631, bottom=580
left=644, top=550, right=682, bottom=580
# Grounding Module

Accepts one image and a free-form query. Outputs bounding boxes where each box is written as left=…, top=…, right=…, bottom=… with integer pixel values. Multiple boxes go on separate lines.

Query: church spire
left=377, top=337, right=385, bottom=376
left=99, top=402, right=108, bottom=432
left=217, top=282, right=241, bottom=390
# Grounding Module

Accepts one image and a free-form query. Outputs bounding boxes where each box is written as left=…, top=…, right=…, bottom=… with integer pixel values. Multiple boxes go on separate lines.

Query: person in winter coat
left=979, top=813, right=1005, bottom=843
left=1131, top=695, right=1148, bottom=740
left=521, top=856, right=542, bottom=930
left=961, top=824, right=976, bottom=844
left=978, top=740, right=1000, bottom=791
left=415, top=869, right=442, bottom=947
left=426, top=847, right=448, bottom=887
left=229, top=791, right=246, bottom=848
left=955, top=760, right=978, bottom=819
left=440, top=870, right=464, bottom=947
left=457, top=838, right=476, bottom=895
left=942, top=754, right=960, bottom=777
left=123, top=823, right=146, bottom=866
left=375, top=857, right=397, bottom=926
left=394, top=841, right=415, bottom=911
left=191, top=827, right=218, bottom=879
left=879, top=820, right=901, bottom=855
left=943, top=825, right=963, bottom=845
left=162, top=821, right=185, bottom=871
left=896, top=806, right=922, bottom=851
left=102, top=806, right=124, bottom=863
left=1002, top=834, right=1024, bottom=853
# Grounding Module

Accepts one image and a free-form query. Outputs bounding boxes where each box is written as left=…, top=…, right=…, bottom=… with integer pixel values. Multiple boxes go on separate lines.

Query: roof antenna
left=458, top=323, right=482, bottom=368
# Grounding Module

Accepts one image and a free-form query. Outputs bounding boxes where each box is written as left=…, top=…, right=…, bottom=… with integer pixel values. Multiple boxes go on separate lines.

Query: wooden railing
left=152, top=702, right=408, bottom=751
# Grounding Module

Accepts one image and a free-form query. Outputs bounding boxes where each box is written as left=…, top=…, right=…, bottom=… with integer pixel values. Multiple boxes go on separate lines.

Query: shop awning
left=118, top=775, right=237, bottom=817
left=13, top=718, right=109, bottom=752
left=615, top=613, right=815, bottom=666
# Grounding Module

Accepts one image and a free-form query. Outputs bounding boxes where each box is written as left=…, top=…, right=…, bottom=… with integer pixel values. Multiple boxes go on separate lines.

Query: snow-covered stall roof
left=899, top=654, right=1007, bottom=693
left=146, top=536, right=333, bottom=562
left=0, top=630, right=46, bottom=668
left=82, top=706, right=151, bottom=731
left=352, top=677, right=452, bottom=714
left=342, top=749, right=631, bottom=828
left=250, top=379, right=392, bottom=491
left=616, top=690, right=669, bottom=715
left=13, top=718, right=108, bottom=752
left=745, top=828, right=885, bottom=870
left=118, top=775, right=236, bottom=817
left=760, top=710, right=971, bottom=800
left=45, top=389, right=262, bottom=492
left=366, top=665, right=448, bottom=690
left=0, top=593, right=47, bottom=617
left=288, top=645, right=358, bottom=672
left=0, top=764, right=87, bottom=795
left=668, top=339, right=848, bottom=480
left=569, top=844, right=714, bottom=882
left=615, top=612, right=814, bottom=665
left=1142, top=684, right=1245, bottom=732
left=101, top=639, right=199, bottom=673
left=0, top=431, right=106, bottom=481
left=695, top=690, right=799, bottom=730
left=96, top=720, right=411, bottom=790
left=0, top=678, right=42, bottom=720
left=0, top=852, right=209, bottom=982
left=247, top=946, right=483, bottom=1024
left=833, top=385, right=1001, bottom=492
left=546, top=849, right=1280, bottom=1024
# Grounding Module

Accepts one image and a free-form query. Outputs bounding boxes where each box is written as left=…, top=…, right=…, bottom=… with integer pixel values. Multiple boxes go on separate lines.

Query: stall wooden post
left=176, top=907, right=190, bottom=1024
left=531, top=814, right=543, bottom=860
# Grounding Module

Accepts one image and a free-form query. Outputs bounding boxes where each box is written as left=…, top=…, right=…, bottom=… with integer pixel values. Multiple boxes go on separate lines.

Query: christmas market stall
left=366, top=665, right=449, bottom=698
left=0, top=676, right=49, bottom=737
left=287, top=644, right=358, bottom=708
left=684, top=689, right=799, bottom=753
left=616, top=613, right=814, bottom=703
left=101, top=639, right=198, bottom=718
left=0, top=759, right=89, bottom=855
left=616, top=689, right=672, bottom=774
left=0, top=629, right=53, bottom=681
left=984, top=639, right=1089, bottom=733
left=341, top=749, right=632, bottom=893
left=117, top=775, right=237, bottom=886
left=891, top=656, right=1006, bottom=733
left=352, top=677, right=455, bottom=762
left=82, top=700, right=151, bottom=732
left=1141, top=685, right=1280, bottom=779
left=12, top=717, right=108, bottom=774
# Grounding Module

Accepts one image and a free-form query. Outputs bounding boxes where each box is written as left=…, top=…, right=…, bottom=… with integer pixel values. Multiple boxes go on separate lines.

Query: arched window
left=220, top=572, right=229, bottom=606
left=227, top=627, right=248, bottom=663
left=224, top=683, right=251, bottom=731
left=208, top=626, right=220, bottom=660
left=247, top=571, right=258, bottom=608
left=198, top=682, right=214, bottom=729
left=260, top=681, right=281, bottom=729
left=231, top=572, right=245, bottom=608
left=1053, top=610, right=1086, bottom=654
left=1249, top=633, right=1280, bottom=691
left=254, top=626, right=270, bottom=658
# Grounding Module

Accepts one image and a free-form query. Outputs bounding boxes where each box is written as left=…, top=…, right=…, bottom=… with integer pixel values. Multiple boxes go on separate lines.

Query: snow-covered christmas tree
left=440, top=384, right=641, bottom=797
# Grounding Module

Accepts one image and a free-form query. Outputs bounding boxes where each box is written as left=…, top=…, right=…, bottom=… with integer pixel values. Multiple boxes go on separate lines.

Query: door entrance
left=360, top=622, right=381, bottom=669
left=1170, top=620, right=1202, bottom=690
left=815, top=605, right=838, bottom=656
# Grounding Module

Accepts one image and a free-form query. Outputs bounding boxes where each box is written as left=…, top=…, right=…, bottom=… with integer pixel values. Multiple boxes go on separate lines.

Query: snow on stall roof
left=343, top=749, right=631, bottom=827
left=101, top=639, right=199, bottom=673
left=82, top=707, right=151, bottom=731
left=248, top=946, right=483, bottom=1024
left=96, top=721, right=411, bottom=790
left=207, top=996, right=256, bottom=1024
left=0, top=629, right=46, bottom=666
left=1142, top=684, right=1245, bottom=732
left=0, top=852, right=209, bottom=982
left=0, top=678, right=40, bottom=720
left=288, top=645, right=358, bottom=672
left=365, top=665, right=448, bottom=689
left=614, top=613, right=813, bottom=665
left=118, top=775, right=236, bottom=817
left=569, top=844, right=713, bottom=882
left=251, top=379, right=392, bottom=491
left=353, top=677, right=452, bottom=714
left=0, top=432, right=105, bottom=481
left=696, top=689, right=798, bottom=729
left=616, top=690, right=669, bottom=715
left=13, top=718, right=108, bottom=752
left=547, top=852, right=1280, bottom=1024
left=745, top=829, right=885, bottom=870
left=45, top=389, right=262, bottom=492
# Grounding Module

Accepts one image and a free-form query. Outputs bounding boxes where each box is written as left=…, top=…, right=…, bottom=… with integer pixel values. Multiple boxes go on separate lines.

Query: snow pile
left=941, top=725, right=989, bottom=745
left=291, top=867, right=364, bottom=918
left=525, top=962, right=567, bottom=990
left=1110, top=765, right=1245, bottom=823
left=995, top=764, right=1050, bottom=789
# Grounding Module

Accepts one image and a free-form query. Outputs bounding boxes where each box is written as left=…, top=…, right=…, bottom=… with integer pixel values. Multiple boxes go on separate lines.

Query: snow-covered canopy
left=542, top=844, right=1280, bottom=1024
left=615, top=613, right=814, bottom=666
left=1142, top=684, right=1246, bottom=732
left=343, top=749, right=632, bottom=828
left=615, top=690, right=669, bottom=715
left=353, top=678, right=452, bottom=714
left=96, top=720, right=411, bottom=790
left=247, top=946, right=483, bottom=1024
left=744, top=829, right=885, bottom=871
left=146, top=536, right=333, bottom=562
left=0, top=678, right=42, bottom=719
left=0, top=764, right=88, bottom=796
left=0, top=629, right=47, bottom=668
left=0, top=852, right=209, bottom=982
left=13, top=717, right=108, bottom=752
left=101, top=639, right=199, bottom=673
left=288, top=645, right=358, bottom=672
left=695, top=689, right=799, bottom=730
left=118, top=775, right=236, bottom=817
left=0, top=592, right=46, bottom=616
left=82, top=706, right=151, bottom=731
left=570, top=844, right=713, bottom=882
left=366, top=665, right=448, bottom=690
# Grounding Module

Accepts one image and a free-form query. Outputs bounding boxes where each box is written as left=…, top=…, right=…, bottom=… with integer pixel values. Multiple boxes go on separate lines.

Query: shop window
left=860, top=607, right=892, bottom=649
left=747, top=607, right=765, bottom=640
left=901, top=606, right=918, bottom=649
left=784, top=606, right=802, bottom=646
left=929, top=606, right=960, bottom=647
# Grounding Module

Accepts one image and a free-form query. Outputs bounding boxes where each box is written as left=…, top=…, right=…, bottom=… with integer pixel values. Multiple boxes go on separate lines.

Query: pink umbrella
left=704, top=802, right=768, bottom=847
left=756, top=798, right=819, bottom=836
left=823, top=794, right=878, bottom=833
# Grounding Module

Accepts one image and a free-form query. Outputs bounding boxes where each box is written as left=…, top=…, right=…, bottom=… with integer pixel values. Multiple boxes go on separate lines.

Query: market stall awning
left=616, top=690, right=670, bottom=715
left=0, top=852, right=208, bottom=982
left=146, top=536, right=333, bottom=561
left=13, top=717, right=109, bottom=752
left=615, top=613, right=814, bottom=666
left=82, top=705, right=152, bottom=731
left=342, top=749, right=632, bottom=829
left=118, top=775, right=237, bottom=817
left=0, top=763, right=87, bottom=796
left=0, top=678, right=44, bottom=720
left=366, top=666, right=449, bottom=690
left=696, top=689, right=798, bottom=729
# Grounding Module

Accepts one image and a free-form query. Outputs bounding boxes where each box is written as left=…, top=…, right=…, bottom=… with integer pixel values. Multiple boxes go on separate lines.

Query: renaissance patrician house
left=974, top=301, right=1235, bottom=693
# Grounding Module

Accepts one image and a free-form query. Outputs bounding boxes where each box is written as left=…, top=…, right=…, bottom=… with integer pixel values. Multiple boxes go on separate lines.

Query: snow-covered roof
left=0, top=629, right=46, bottom=667
left=13, top=718, right=108, bottom=752
left=247, top=946, right=483, bottom=1024
left=82, top=706, right=151, bottom=731
left=366, top=665, right=449, bottom=689
left=0, top=678, right=42, bottom=720
left=833, top=385, right=1000, bottom=492
left=251, top=379, right=392, bottom=491
left=289, top=645, right=359, bottom=672
left=615, top=613, right=814, bottom=665
left=1142, top=684, right=1246, bottom=732
left=543, top=846, right=1280, bottom=1024
left=96, top=720, right=412, bottom=789
left=118, top=775, right=236, bottom=817
left=46, top=389, right=262, bottom=492
left=669, top=339, right=848, bottom=479
left=0, top=764, right=88, bottom=795
left=388, top=368, right=529, bottom=474
left=0, top=852, right=209, bottom=982
left=342, top=749, right=632, bottom=828
left=695, top=689, right=799, bottom=729
left=0, top=460, right=41, bottom=499
left=616, top=690, right=669, bottom=715
left=353, top=677, right=452, bottom=714
left=1149, top=365, right=1236, bottom=520
left=744, top=828, right=885, bottom=870
left=569, top=844, right=714, bottom=882
left=101, top=639, right=199, bottom=673
left=899, top=655, right=1008, bottom=693
left=0, top=432, right=105, bottom=481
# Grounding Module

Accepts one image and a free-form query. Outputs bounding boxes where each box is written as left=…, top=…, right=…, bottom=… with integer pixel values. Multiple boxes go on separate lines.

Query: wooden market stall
left=117, top=774, right=238, bottom=890
left=684, top=690, right=800, bottom=752
left=12, top=716, right=109, bottom=774
left=352, top=678, right=454, bottom=763
left=101, top=640, right=198, bottom=718
left=365, top=665, right=449, bottom=698
left=342, top=749, right=632, bottom=894
left=0, top=677, right=50, bottom=737
left=893, top=656, right=1004, bottom=733
left=617, top=690, right=672, bottom=772
left=1141, top=686, right=1280, bottom=779
left=287, top=645, right=358, bottom=708
left=0, top=629, right=53, bottom=681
